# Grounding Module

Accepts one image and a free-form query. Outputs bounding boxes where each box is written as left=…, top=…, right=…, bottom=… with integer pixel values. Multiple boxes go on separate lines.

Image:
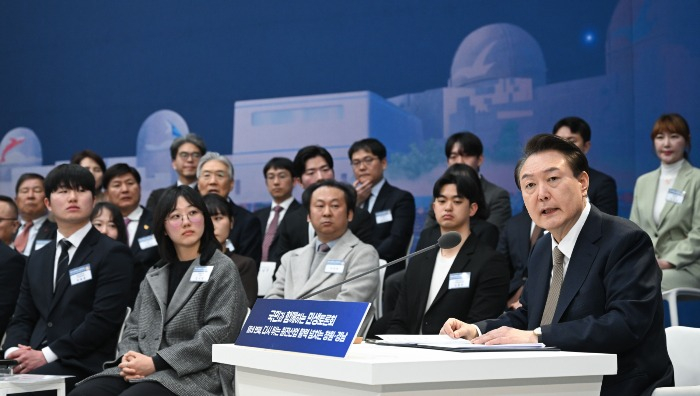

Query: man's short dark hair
left=293, top=145, right=334, bottom=178
left=441, top=164, right=489, bottom=220
left=444, top=132, right=483, bottom=159
left=263, top=157, right=294, bottom=177
left=433, top=172, right=481, bottom=207
left=0, top=195, right=19, bottom=218
left=302, top=179, right=356, bottom=216
left=514, top=134, right=589, bottom=191
left=169, top=133, right=207, bottom=160
left=15, top=173, right=44, bottom=194
left=552, top=116, right=592, bottom=143
left=44, top=164, right=96, bottom=199
left=103, top=163, right=142, bottom=188
left=348, top=138, right=387, bottom=160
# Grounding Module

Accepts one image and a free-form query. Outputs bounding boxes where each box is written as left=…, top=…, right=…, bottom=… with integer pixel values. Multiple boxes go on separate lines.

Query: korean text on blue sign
left=235, top=299, right=370, bottom=358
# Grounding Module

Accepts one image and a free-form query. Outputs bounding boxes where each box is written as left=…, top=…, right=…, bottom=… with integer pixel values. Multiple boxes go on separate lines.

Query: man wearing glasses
left=146, top=134, right=207, bottom=211
left=348, top=138, right=415, bottom=278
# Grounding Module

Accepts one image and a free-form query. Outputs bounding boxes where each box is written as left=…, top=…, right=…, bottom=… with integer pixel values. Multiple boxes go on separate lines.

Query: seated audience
left=630, top=113, right=700, bottom=290
left=3, top=164, right=134, bottom=392
left=387, top=173, right=509, bottom=334
left=70, top=186, right=248, bottom=396
left=91, top=201, right=129, bottom=245
left=71, top=149, right=108, bottom=202
left=204, top=193, right=258, bottom=307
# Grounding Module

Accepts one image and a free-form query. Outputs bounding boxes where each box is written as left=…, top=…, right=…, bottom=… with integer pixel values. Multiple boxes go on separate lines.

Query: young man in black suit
left=3, top=164, right=134, bottom=392
left=14, top=173, right=57, bottom=255
left=442, top=134, right=673, bottom=395
left=254, top=157, right=300, bottom=263
left=104, top=163, right=160, bottom=305
left=348, top=138, right=415, bottom=278
left=553, top=116, right=618, bottom=215
left=145, top=133, right=207, bottom=211
left=387, top=173, right=508, bottom=335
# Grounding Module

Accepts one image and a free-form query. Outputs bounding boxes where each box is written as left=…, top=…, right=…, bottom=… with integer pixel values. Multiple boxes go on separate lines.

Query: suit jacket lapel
left=50, top=228, right=98, bottom=312
left=165, top=256, right=204, bottom=323
left=291, top=244, right=316, bottom=298
left=658, top=162, right=691, bottom=229
left=409, top=248, right=437, bottom=325
left=371, top=182, right=390, bottom=214
left=146, top=264, right=169, bottom=315
left=528, top=234, right=553, bottom=326
left=429, top=234, right=477, bottom=309
left=296, top=231, right=355, bottom=298
left=131, top=207, right=153, bottom=253
left=40, top=242, right=57, bottom=312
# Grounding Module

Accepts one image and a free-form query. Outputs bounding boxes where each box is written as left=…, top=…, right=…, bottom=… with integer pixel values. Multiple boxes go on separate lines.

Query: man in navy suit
left=348, top=138, right=415, bottom=277
left=4, top=164, right=133, bottom=392
left=104, top=163, right=160, bottom=305
left=553, top=116, right=618, bottom=215
left=145, top=133, right=207, bottom=211
left=441, top=134, right=673, bottom=395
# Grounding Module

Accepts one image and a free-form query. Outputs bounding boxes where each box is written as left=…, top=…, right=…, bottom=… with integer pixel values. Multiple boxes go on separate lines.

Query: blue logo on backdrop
left=236, top=299, right=370, bottom=358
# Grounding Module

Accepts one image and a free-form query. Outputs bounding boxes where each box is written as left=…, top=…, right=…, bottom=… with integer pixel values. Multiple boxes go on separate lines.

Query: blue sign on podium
left=235, top=299, right=370, bottom=358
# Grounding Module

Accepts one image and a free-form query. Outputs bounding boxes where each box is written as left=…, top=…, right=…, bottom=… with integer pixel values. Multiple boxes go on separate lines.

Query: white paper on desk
left=377, top=334, right=546, bottom=349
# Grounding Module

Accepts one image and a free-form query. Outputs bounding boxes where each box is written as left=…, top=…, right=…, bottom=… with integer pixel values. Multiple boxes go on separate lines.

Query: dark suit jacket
left=26, top=218, right=57, bottom=254
left=368, top=181, right=416, bottom=278
left=588, top=167, right=618, bottom=216
left=0, top=242, right=25, bottom=337
left=226, top=251, right=258, bottom=308
left=420, top=220, right=498, bottom=251
left=145, top=184, right=174, bottom=212
left=481, top=176, right=512, bottom=230
left=271, top=205, right=376, bottom=264
left=477, top=207, right=673, bottom=396
left=497, top=209, right=544, bottom=295
left=3, top=227, right=134, bottom=375
left=228, top=201, right=262, bottom=265
left=388, top=231, right=508, bottom=335
left=254, top=199, right=301, bottom=261
left=129, top=207, right=161, bottom=306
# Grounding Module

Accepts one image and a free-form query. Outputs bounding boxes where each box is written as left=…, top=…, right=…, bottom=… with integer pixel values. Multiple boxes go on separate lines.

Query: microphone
left=300, top=231, right=462, bottom=300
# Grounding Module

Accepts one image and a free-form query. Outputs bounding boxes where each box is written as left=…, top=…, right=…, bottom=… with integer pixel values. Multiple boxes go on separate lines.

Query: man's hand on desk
left=439, top=318, right=478, bottom=340
left=472, top=326, right=537, bottom=345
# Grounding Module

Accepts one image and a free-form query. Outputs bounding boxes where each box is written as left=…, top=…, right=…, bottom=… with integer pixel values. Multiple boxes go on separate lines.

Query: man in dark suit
left=271, top=145, right=376, bottom=264
left=553, top=116, right=618, bottom=215
left=387, top=173, right=508, bottom=335
left=497, top=208, right=544, bottom=310
left=145, top=133, right=207, bottom=211
left=14, top=173, right=57, bottom=255
left=3, top=164, right=133, bottom=392
left=0, top=195, right=20, bottom=246
left=197, top=152, right=262, bottom=264
left=254, top=157, right=301, bottom=263
left=104, top=163, right=160, bottom=305
left=0, top=241, right=25, bottom=338
left=348, top=138, right=415, bottom=277
left=441, top=134, right=673, bottom=395
left=445, top=132, right=511, bottom=229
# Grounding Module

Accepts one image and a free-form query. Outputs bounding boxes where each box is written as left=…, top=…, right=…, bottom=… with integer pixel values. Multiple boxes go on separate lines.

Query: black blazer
left=226, top=251, right=258, bottom=308
left=497, top=209, right=544, bottom=295
left=478, top=207, right=674, bottom=395
left=481, top=176, right=512, bottom=230
left=3, top=227, right=134, bottom=375
left=368, top=182, right=415, bottom=277
left=145, top=184, right=174, bottom=212
left=388, top=230, right=509, bottom=335
left=227, top=201, right=262, bottom=265
left=587, top=167, right=618, bottom=216
left=25, top=218, right=57, bottom=254
left=0, top=242, right=25, bottom=337
left=129, top=207, right=161, bottom=306
left=254, top=199, right=301, bottom=261
left=271, top=205, right=376, bottom=264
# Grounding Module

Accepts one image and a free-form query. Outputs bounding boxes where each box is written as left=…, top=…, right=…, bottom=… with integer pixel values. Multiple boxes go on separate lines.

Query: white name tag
left=448, top=272, right=471, bottom=289
left=375, top=210, right=393, bottom=224
left=225, top=239, right=235, bottom=252
left=325, top=259, right=345, bottom=274
left=69, top=264, right=93, bottom=285
left=666, top=188, right=685, bottom=205
left=138, top=234, right=158, bottom=250
left=257, top=261, right=276, bottom=296
left=190, top=266, right=213, bottom=282
left=35, top=239, right=51, bottom=250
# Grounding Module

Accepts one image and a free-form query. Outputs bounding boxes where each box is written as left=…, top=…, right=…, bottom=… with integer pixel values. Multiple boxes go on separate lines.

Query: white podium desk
left=213, top=343, right=617, bottom=395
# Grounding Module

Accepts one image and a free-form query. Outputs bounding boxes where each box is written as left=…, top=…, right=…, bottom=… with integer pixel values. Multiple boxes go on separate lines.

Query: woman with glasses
left=70, top=185, right=247, bottom=396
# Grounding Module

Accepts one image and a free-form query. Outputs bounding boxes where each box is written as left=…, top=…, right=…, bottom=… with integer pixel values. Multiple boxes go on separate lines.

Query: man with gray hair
left=146, top=133, right=207, bottom=211
left=197, top=152, right=262, bottom=264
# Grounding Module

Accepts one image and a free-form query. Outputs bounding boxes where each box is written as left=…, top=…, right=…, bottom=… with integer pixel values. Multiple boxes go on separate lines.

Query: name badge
left=448, top=272, right=471, bottom=289
left=225, top=239, right=235, bottom=252
left=69, top=264, right=93, bottom=285
left=666, top=188, right=685, bottom=205
left=190, top=266, right=213, bottom=282
left=35, top=239, right=51, bottom=250
left=375, top=210, right=393, bottom=224
left=325, top=259, right=345, bottom=274
left=138, top=235, right=158, bottom=250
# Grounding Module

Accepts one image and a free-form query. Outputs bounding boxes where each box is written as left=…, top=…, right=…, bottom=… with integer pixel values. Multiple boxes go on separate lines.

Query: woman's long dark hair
left=153, top=186, right=218, bottom=265
left=90, top=202, right=128, bottom=245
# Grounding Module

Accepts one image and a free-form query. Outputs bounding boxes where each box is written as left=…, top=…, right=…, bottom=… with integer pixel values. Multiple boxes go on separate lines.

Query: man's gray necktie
left=540, top=246, right=564, bottom=326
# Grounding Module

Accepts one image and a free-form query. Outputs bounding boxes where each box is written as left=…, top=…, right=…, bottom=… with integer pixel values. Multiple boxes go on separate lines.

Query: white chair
left=257, top=261, right=277, bottom=298
left=373, top=259, right=387, bottom=319
left=652, top=326, right=700, bottom=395
left=662, top=287, right=700, bottom=326
left=116, top=306, right=132, bottom=358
